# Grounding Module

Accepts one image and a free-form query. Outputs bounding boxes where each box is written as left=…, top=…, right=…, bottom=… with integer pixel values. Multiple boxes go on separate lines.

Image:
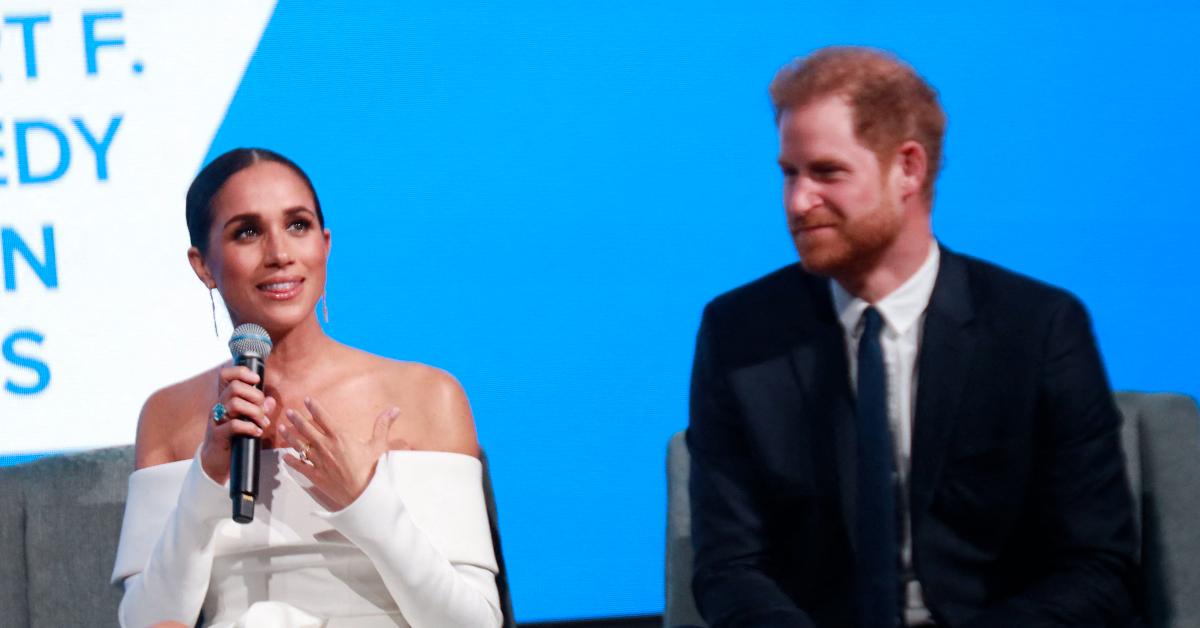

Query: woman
left=111, top=148, right=503, bottom=627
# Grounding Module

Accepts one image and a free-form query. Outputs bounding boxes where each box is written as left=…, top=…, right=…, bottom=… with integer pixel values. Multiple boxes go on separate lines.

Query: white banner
left=1, top=1, right=276, bottom=453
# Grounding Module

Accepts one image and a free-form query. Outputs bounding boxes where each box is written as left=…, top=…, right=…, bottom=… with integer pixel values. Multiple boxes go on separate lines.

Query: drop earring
left=209, top=288, right=219, bottom=337
left=321, top=291, right=329, bottom=324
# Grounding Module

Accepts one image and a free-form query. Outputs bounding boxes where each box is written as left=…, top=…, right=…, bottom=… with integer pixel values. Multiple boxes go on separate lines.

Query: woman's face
left=189, top=161, right=330, bottom=335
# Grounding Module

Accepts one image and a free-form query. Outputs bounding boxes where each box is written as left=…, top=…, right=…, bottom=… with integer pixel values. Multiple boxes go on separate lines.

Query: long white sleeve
left=111, top=451, right=229, bottom=628
left=316, top=452, right=504, bottom=628
left=111, top=450, right=503, bottom=627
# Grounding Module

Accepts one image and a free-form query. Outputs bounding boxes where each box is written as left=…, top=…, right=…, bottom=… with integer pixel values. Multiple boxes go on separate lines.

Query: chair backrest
left=481, top=450, right=518, bottom=628
left=0, top=445, right=516, bottom=627
left=1115, top=392, right=1200, bottom=628
left=665, top=392, right=1200, bottom=628
left=0, top=445, right=132, bottom=627
left=665, top=431, right=703, bottom=628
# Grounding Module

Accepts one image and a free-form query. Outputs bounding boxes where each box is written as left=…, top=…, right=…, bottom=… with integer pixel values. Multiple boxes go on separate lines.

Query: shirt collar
left=830, top=242, right=941, bottom=336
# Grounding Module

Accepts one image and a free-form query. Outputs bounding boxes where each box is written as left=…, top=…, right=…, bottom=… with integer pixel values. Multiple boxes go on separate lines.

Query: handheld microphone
left=228, top=323, right=272, bottom=524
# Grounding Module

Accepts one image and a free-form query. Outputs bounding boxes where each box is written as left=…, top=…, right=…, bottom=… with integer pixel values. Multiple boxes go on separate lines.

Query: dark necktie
left=856, top=307, right=899, bottom=627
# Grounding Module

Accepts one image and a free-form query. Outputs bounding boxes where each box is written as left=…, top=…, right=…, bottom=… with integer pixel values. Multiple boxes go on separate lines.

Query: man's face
left=777, top=95, right=905, bottom=279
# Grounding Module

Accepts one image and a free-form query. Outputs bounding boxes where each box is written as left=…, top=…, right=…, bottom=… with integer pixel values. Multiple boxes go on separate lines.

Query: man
left=687, top=47, right=1139, bottom=627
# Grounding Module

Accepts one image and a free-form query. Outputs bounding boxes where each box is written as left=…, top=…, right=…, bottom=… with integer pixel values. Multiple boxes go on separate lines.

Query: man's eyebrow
left=808, top=158, right=847, bottom=169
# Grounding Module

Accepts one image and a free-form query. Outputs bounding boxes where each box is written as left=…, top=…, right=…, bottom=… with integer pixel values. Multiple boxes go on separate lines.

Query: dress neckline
left=131, top=448, right=480, bottom=476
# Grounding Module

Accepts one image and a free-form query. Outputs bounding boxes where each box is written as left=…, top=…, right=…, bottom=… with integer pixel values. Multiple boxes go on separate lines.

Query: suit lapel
left=910, top=247, right=977, bottom=534
left=787, top=276, right=858, bottom=552
left=829, top=360, right=857, bottom=554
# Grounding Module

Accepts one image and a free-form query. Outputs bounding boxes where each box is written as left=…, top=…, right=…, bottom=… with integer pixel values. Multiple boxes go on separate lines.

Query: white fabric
left=829, top=241, right=940, bottom=626
left=112, top=448, right=502, bottom=628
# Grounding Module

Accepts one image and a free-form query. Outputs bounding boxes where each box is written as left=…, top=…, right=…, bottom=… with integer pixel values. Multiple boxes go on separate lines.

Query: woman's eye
left=234, top=226, right=259, bottom=240
left=288, top=219, right=311, bottom=232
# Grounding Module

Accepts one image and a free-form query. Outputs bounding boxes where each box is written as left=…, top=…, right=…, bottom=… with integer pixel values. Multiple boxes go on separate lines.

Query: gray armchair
left=0, top=446, right=131, bottom=625
left=0, top=445, right=515, bottom=627
left=665, top=392, right=1200, bottom=628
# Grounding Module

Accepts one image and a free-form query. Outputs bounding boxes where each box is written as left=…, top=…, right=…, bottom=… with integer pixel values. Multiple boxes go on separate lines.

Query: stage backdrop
left=3, top=0, right=1197, bottom=621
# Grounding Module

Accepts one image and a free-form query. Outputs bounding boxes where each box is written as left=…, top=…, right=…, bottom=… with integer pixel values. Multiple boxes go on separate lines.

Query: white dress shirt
left=830, top=242, right=940, bottom=626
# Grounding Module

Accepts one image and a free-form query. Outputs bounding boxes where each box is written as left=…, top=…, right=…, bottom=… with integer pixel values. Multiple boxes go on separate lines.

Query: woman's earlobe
left=186, top=246, right=216, bottom=288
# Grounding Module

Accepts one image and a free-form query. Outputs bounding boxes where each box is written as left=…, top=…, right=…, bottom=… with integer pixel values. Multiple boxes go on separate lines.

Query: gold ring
left=299, top=444, right=312, bottom=465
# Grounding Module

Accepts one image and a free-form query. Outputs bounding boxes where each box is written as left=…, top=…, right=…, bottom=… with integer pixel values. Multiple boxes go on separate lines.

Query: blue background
left=206, top=1, right=1200, bottom=621
left=9, top=1, right=1199, bottom=622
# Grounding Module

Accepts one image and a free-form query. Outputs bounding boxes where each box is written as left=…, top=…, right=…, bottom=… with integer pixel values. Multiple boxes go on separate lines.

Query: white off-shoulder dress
left=111, top=449, right=503, bottom=628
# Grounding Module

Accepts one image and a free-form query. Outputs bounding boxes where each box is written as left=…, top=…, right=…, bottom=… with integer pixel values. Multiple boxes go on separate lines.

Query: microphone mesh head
left=229, top=323, right=273, bottom=359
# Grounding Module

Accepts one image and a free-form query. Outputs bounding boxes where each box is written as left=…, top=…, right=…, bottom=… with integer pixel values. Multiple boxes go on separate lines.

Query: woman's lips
left=257, top=278, right=304, bottom=300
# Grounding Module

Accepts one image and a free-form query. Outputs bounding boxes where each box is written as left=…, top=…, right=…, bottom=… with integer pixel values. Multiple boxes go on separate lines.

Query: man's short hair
left=770, top=46, right=946, bottom=201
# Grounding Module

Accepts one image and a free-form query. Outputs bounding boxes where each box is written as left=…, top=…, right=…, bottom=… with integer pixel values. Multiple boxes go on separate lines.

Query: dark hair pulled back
left=185, top=148, right=325, bottom=255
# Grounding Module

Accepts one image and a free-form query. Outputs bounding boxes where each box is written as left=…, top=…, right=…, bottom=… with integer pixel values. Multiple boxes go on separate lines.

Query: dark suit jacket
left=688, top=246, right=1139, bottom=628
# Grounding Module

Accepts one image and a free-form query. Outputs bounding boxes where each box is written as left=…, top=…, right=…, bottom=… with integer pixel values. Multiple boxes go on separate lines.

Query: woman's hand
left=280, top=396, right=402, bottom=511
left=200, top=365, right=275, bottom=484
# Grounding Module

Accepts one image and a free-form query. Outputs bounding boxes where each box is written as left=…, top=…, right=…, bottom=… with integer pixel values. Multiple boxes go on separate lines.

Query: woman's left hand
left=280, top=396, right=401, bottom=511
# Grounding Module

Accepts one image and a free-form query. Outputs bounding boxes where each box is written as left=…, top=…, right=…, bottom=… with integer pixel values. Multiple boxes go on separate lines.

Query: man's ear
left=187, top=246, right=216, bottom=289
left=895, top=140, right=929, bottom=200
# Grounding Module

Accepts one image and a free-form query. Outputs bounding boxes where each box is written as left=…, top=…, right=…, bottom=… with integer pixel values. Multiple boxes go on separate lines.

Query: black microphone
left=228, top=323, right=273, bottom=524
